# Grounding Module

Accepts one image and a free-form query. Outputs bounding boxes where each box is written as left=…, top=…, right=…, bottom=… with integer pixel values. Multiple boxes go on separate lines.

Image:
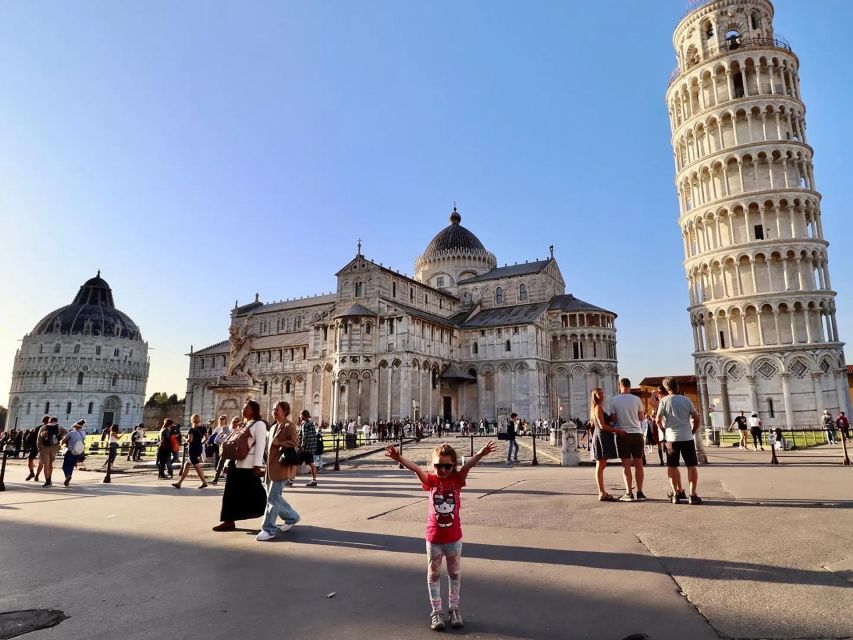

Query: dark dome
left=422, top=207, right=488, bottom=259
left=31, top=272, right=142, bottom=340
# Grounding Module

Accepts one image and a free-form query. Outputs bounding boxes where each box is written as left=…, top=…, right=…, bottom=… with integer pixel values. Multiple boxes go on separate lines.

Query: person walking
left=36, top=417, right=66, bottom=487
left=209, top=415, right=228, bottom=472
left=61, top=421, right=87, bottom=487
left=731, top=411, right=749, bottom=450
left=101, top=424, right=122, bottom=469
left=25, top=416, right=49, bottom=481
left=213, top=401, right=268, bottom=532
left=608, top=378, right=647, bottom=501
left=837, top=411, right=850, bottom=442
left=256, top=401, right=301, bottom=542
left=748, top=412, right=764, bottom=451
left=385, top=440, right=496, bottom=631
left=822, top=410, right=837, bottom=444
left=157, top=419, right=175, bottom=479
left=655, top=377, right=702, bottom=505
left=172, top=414, right=209, bottom=489
left=506, top=413, right=519, bottom=464
left=590, top=388, right=625, bottom=502
left=211, top=417, right=238, bottom=484
left=299, top=410, right=319, bottom=487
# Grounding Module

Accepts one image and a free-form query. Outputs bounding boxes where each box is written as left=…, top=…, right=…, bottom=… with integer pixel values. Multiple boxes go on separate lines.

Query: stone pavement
left=0, top=438, right=851, bottom=640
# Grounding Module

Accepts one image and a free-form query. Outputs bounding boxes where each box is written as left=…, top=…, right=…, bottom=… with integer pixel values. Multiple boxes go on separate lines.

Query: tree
left=145, top=393, right=185, bottom=408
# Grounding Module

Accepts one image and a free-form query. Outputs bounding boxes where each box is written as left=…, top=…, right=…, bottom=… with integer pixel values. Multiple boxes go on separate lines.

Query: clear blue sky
left=2, top=0, right=851, bottom=401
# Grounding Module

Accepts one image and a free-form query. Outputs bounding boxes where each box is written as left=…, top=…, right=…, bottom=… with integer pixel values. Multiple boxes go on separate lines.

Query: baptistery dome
left=415, top=207, right=496, bottom=295
left=31, top=272, right=142, bottom=340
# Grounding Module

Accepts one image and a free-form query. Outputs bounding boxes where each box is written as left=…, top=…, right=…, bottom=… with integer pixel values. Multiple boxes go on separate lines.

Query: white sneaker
left=279, top=516, right=300, bottom=532
left=256, top=531, right=276, bottom=542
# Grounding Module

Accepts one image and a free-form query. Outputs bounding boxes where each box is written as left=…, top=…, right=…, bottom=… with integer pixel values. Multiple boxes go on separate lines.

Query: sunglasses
left=434, top=463, right=454, bottom=471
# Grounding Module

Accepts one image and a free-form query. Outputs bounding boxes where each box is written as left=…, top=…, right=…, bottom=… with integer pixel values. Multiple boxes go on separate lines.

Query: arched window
left=44, top=402, right=50, bottom=414
left=751, top=12, right=761, bottom=30
left=112, top=374, right=118, bottom=386
left=42, top=372, right=48, bottom=384
left=73, top=344, right=80, bottom=354
left=96, top=346, right=101, bottom=356
left=519, top=284, right=527, bottom=302
left=77, top=372, right=84, bottom=385
left=263, top=381, right=268, bottom=395
left=410, top=287, right=414, bottom=302
left=66, top=402, right=72, bottom=415
left=505, top=340, right=511, bottom=352
left=114, top=348, right=119, bottom=357
left=87, top=402, right=93, bottom=414
left=285, top=380, right=292, bottom=394
left=355, top=281, right=363, bottom=297
left=366, top=323, right=372, bottom=335
left=472, top=342, right=479, bottom=355
left=53, top=344, right=61, bottom=354
left=495, top=287, right=504, bottom=304
left=726, top=30, right=742, bottom=49
left=26, top=402, right=31, bottom=414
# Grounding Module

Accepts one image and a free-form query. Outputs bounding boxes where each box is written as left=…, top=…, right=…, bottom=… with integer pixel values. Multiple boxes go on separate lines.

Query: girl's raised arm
left=385, top=445, right=429, bottom=484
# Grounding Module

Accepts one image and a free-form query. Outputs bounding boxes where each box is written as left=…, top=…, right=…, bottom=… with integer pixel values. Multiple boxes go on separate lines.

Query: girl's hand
left=477, top=441, right=497, bottom=457
left=385, top=445, right=401, bottom=462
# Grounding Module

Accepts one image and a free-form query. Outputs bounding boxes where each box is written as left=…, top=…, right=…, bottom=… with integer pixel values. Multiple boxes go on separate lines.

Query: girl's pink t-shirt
left=422, top=472, right=465, bottom=544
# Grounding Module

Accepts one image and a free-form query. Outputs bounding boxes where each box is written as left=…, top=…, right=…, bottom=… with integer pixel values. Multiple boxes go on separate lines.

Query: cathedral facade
left=185, top=210, right=618, bottom=425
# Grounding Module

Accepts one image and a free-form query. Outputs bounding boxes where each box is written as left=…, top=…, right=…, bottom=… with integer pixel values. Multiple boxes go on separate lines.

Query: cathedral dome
left=31, top=272, right=142, bottom=340
left=421, top=207, right=489, bottom=259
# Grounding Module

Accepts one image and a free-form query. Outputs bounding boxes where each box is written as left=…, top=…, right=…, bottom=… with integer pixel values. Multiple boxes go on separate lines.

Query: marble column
left=719, top=375, right=732, bottom=426
left=811, top=372, right=824, bottom=424
left=370, top=372, right=379, bottom=423
left=781, top=373, right=794, bottom=428
left=331, top=376, right=339, bottom=425
left=697, top=375, right=710, bottom=427
left=746, top=374, right=759, bottom=414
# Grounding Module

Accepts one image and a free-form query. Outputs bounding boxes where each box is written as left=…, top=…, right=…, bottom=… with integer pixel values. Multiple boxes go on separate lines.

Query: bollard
left=470, top=434, right=474, bottom=458
left=531, top=432, right=539, bottom=466
left=398, top=432, right=404, bottom=470
left=841, top=430, right=851, bottom=467
left=0, top=449, right=7, bottom=491
left=333, top=436, right=340, bottom=472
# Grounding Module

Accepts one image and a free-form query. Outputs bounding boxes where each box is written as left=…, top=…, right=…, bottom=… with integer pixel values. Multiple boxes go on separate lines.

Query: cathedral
left=185, top=209, right=619, bottom=426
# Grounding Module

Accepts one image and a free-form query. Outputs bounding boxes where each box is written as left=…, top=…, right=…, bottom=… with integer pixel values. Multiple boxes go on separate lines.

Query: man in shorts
left=37, top=417, right=67, bottom=488
left=655, top=377, right=702, bottom=505
left=608, top=378, right=647, bottom=501
left=25, top=416, right=49, bottom=481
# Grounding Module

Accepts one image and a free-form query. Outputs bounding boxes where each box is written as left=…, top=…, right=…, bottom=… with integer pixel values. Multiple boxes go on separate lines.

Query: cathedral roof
left=461, top=302, right=551, bottom=328
left=421, top=207, right=489, bottom=260
left=334, top=303, right=376, bottom=319
left=30, top=273, right=143, bottom=340
left=548, top=294, right=615, bottom=316
left=458, top=259, right=553, bottom=284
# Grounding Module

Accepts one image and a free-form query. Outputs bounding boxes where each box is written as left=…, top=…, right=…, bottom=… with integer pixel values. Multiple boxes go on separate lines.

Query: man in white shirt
left=607, top=378, right=647, bottom=502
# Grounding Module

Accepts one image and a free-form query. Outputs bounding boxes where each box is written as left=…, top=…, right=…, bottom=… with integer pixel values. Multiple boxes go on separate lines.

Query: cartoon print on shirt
left=433, top=487, right=456, bottom=528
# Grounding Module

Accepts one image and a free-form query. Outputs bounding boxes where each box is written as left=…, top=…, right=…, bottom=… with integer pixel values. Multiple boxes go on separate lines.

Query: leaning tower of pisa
left=665, top=0, right=849, bottom=429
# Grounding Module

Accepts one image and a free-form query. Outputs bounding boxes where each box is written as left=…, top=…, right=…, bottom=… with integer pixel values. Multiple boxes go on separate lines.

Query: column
left=781, top=373, right=794, bottom=428
left=331, top=376, right=339, bottom=424
left=746, top=374, right=759, bottom=414
left=804, top=308, right=813, bottom=343
left=387, top=367, right=393, bottom=421
left=698, top=375, right=710, bottom=427
left=830, top=311, right=839, bottom=342
left=835, top=369, right=850, bottom=416
left=319, top=370, right=326, bottom=424
left=400, top=362, right=410, bottom=420
left=719, top=375, right=732, bottom=427
left=812, top=372, right=824, bottom=424
left=356, top=378, right=362, bottom=422
left=370, top=372, right=379, bottom=423
left=566, top=371, right=574, bottom=419
left=343, top=381, right=350, bottom=422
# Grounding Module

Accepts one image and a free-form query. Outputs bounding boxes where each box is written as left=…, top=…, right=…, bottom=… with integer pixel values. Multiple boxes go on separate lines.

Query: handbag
left=221, top=424, right=253, bottom=461
left=278, top=446, right=301, bottom=465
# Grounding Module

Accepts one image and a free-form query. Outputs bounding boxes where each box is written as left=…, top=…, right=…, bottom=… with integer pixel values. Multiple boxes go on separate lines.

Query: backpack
left=315, top=432, right=325, bottom=455
left=70, top=433, right=85, bottom=456
left=221, top=423, right=253, bottom=461
left=42, top=425, right=60, bottom=447
left=170, top=434, right=179, bottom=453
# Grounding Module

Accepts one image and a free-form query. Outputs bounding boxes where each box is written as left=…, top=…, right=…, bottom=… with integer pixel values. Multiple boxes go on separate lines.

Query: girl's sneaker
left=448, top=609, right=464, bottom=628
left=430, top=611, right=445, bottom=631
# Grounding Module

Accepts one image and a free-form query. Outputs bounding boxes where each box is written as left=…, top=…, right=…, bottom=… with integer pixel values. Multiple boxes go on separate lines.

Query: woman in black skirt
left=213, top=400, right=268, bottom=532
left=589, top=387, right=626, bottom=502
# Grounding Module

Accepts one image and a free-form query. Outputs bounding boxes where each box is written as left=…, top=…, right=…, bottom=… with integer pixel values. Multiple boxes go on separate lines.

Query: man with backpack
left=25, top=417, right=49, bottom=481
left=157, top=419, right=175, bottom=479
left=61, top=420, right=87, bottom=486
left=37, top=417, right=66, bottom=487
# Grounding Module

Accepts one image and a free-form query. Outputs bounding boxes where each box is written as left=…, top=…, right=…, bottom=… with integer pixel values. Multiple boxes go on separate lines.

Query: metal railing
left=668, top=35, right=792, bottom=86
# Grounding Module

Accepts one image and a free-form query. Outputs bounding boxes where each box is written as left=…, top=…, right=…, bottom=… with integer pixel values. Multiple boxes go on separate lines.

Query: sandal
left=598, top=494, right=619, bottom=502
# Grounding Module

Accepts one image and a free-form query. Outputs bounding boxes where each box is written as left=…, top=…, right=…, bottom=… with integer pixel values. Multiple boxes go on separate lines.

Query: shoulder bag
left=221, top=423, right=253, bottom=461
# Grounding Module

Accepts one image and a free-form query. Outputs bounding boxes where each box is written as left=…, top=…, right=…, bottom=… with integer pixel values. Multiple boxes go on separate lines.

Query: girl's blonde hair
left=588, top=387, right=605, bottom=425
left=432, top=443, right=458, bottom=465
left=191, top=414, right=201, bottom=425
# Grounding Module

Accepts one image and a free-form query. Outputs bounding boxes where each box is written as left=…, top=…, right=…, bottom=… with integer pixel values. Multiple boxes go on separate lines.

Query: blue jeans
left=62, top=451, right=78, bottom=479
left=507, top=439, right=519, bottom=461
left=262, top=480, right=300, bottom=535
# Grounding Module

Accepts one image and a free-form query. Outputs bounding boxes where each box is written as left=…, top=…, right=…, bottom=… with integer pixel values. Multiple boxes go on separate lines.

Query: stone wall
left=143, top=403, right=186, bottom=430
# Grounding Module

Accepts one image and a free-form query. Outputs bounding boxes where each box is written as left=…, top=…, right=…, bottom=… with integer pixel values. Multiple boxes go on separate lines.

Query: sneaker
left=671, top=490, right=686, bottom=504
left=279, top=517, right=300, bottom=532
left=172, top=483, right=182, bottom=489
left=448, top=608, right=464, bottom=629
left=305, top=480, right=317, bottom=487
left=430, top=611, right=445, bottom=631
left=636, top=491, right=647, bottom=501
left=64, top=477, right=71, bottom=487
left=619, top=492, right=635, bottom=502
left=285, top=479, right=294, bottom=487
left=256, top=531, right=276, bottom=542
left=688, top=494, right=703, bottom=505
left=212, top=521, right=236, bottom=532
left=25, top=472, right=34, bottom=481
left=42, top=480, right=52, bottom=487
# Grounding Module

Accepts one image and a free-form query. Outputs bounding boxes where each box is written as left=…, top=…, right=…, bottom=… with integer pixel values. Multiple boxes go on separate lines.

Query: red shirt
left=422, top=472, right=465, bottom=544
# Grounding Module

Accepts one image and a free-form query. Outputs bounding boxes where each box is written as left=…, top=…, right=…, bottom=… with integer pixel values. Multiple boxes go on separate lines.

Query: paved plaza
left=1, top=440, right=851, bottom=640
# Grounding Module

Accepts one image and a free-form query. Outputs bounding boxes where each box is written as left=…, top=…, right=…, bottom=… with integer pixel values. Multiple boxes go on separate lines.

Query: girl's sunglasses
left=434, top=463, right=454, bottom=471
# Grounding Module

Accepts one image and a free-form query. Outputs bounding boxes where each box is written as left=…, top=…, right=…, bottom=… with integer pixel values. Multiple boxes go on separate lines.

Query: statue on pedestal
left=216, top=316, right=258, bottom=386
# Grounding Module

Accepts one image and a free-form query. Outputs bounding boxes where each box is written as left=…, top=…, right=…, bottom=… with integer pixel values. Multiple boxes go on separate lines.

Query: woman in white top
left=213, top=401, right=268, bottom=532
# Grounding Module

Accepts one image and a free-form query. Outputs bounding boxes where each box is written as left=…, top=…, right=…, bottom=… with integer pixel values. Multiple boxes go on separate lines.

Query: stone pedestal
left=560, top=423, right=580, bottom=466
left=210, top=377, right=261, bottom=418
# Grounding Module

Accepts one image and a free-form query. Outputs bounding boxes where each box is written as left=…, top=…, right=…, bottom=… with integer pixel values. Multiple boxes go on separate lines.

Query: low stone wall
left=143, top=403, right=186, bottom=430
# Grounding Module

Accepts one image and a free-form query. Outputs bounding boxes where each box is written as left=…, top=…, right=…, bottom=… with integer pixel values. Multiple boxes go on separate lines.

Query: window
left=44, top=402, right=50, bottom=414
left=505, top=340, right=511, bottom=352
left=366, top=323, right=372, bottom=335
left=112, top=374, right=118, bottom=386
left=77, top=372, right=84, bottom=385
left=343, top=321, right=348, bottom=335
left=437, top=276, right=445, bottom=287
left=472, top=342, right=479, bottom=355
left=285, top=380, right=291, bottom=394
left=114, top=348, right=119, bottom=357
left=42, top=372, right=48, bottom=384
left=754, top=225, right=764, bottom=240
left=73, top=344, right=80, bottom=354
left=519, top=284, right=527, bottom=302
left=392, top=281, right=397, bottom=298
left=96, top=346, right=101, bottom=356
left=263, top=381, right=268, bottom=394
left=513, top=327, right=519, bottom=335
left=751, top=13, right=761, bottom=30
left=388, top=318, right=395, bottom=334
left=495, top=287, right=504, bottom=304
left=410, top=288, right=414, bottom=302
left=290, top=349, right=295, bottom=360
left=26, top=402, right=31, bottom=414
left=129, top=350, right=133, bottom=359
left=573, top=342, right=580, bottom=359
left=719, top=331, right=727, bottom=349
left=200, top=358, right=205, bottom=369
left=125, top=402, right=130, bottom=415
left=39, top=345, right=44, bottom=354
left=66, top=402, right=72, bottom=415
left=355, top=281, right=363, bottom=297
left=425, top=294, right=429, bottom=306
left=87, top=402, right=93, bottom=414
left=54, top=344, right=61, bottom=354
